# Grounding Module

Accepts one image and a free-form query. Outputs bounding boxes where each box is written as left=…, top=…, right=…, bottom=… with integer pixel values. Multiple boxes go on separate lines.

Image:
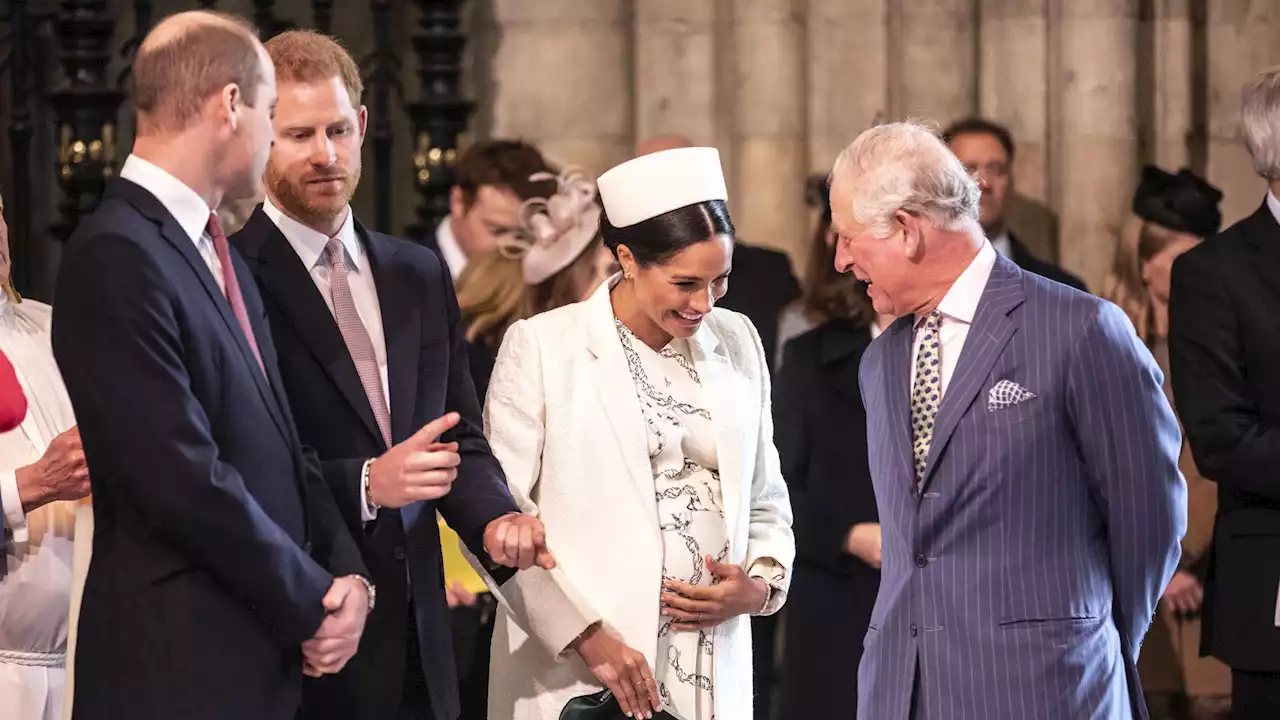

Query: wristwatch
left=347, top=574, right=377, bottom=612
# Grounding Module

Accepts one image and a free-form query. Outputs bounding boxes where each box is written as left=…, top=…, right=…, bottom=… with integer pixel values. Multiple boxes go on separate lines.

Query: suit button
left=915, top=553, right=928, bottom=568
left=910, top=624, right=919, bottom=637
left=393, top=546, right=406, bottom=561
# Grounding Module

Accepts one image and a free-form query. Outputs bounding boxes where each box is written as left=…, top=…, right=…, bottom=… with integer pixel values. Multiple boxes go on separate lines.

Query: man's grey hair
left=832, top=121, right=981, bottom=238
left=1242, top=66, right=1280, bottom=181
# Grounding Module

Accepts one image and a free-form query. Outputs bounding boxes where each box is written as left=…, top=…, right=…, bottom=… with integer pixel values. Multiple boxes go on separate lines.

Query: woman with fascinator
left=480, top=147, right=794, bottom=720
left=1105, top=165, right=1231, bottom=720
left=456, top=167, right=615, bottom=402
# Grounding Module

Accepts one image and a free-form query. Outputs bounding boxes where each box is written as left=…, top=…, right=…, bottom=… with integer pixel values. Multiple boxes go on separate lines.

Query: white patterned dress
left=616, top=320, right=726, bottom=720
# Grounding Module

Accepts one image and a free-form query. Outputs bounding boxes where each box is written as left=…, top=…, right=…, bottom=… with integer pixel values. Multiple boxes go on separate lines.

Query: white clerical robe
left=0, top=297, right=85, bottom=720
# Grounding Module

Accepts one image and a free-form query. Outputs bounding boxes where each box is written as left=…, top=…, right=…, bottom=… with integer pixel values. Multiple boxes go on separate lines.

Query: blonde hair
left=456, top=236, right=605, bottom=349
left=1103, top=215, right=1196, bottom=345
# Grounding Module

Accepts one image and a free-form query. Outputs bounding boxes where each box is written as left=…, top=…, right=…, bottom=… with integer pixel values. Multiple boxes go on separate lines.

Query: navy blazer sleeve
left=1065, top=300, right=1186, bottom=658
left=52, top=232, right=334, bottom=647
left=431, top=254, right=518, bottom=558
left=1168, top=250, right=1280, bottom=501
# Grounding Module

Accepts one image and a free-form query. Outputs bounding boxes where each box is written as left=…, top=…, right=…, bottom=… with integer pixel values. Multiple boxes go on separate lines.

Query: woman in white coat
left=482, top=147, right=794, bottom=720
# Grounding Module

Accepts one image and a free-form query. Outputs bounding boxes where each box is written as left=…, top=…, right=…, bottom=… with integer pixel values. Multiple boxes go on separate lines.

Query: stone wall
left=476, top=0, right=1280, bottom=292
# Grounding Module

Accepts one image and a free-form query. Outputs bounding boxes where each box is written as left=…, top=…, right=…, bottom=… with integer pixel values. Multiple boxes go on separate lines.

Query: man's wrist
left=345, top=574, right=376, bottom=612
left=361, top=459, right=380, bottom=521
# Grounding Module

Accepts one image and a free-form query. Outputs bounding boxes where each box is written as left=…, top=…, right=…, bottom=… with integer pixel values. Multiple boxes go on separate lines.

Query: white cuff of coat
left=747, top=557, right=787, bottom=616
left=0, top=469, right=29, bottom=543
left=360, top=459, right=378, bottom=523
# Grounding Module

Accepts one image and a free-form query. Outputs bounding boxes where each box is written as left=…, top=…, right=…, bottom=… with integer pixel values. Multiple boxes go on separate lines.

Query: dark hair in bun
left=601, top=200, right=735, bottom=268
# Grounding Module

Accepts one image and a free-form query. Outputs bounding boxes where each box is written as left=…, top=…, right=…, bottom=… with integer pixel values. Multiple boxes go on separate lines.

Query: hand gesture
left=302, top=576, right=371, bottom=677
left=1160, top=570, right=1203, bottom=619
left=483, top=513, right=556, bottom=570
left=571, top=622, right=661, bottom=720
left=17, top=426, right=90, bottom=513
left=368, top=413, right=461, bottom=508
left=661, top=556, right=768, bottom=633
left=844, top=522, right=882, bottom=568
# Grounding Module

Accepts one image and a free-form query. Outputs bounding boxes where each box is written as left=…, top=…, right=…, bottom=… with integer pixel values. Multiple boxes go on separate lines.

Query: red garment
left=0, top=350, right=26, bottom=432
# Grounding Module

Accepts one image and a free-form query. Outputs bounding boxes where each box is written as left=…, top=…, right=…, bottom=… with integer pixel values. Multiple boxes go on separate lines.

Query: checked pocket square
left=987, top=379, right=1036, bottom=412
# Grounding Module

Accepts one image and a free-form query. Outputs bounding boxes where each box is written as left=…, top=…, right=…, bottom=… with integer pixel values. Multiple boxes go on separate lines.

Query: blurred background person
left=428, top=141, right=558, bottom=281
left=1169, top=66, right=1280, bottom=720
left=1107, top=165, right=1231, bottom=720
left=942, top=117, right=1087, bottom=292
left=773, top=179, right=894, bottom=719
left=456, top=166, right=613, bottom=402
left=0, top=185, right=88, bottom=720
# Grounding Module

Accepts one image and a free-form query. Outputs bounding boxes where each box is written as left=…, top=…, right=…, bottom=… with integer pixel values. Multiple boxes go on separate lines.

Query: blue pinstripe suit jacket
left=856, top=254, right=1187, bottom=720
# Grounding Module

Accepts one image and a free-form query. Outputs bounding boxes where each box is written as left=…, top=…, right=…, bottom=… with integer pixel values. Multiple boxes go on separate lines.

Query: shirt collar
left=435, top=217, right=468, bottom=280
left=263, top=196, right=361, bottom=272
left=915, top=240, right=998, bottom=328
left=1267, top=191, right=1280, bottom=227
left=119, top=155, right=213, bottom=244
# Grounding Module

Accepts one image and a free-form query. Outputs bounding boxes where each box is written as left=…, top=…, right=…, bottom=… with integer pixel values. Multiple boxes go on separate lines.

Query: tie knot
left=921, top=310, right=942, bottom=332
left=324, top=236, right=345, bottom=267
left=206, top=212, right=226, bottom=242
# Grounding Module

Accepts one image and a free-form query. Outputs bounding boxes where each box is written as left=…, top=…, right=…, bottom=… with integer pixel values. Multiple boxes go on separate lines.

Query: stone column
left=807, top=0, right=889, bottom=171
left=979, top=0, right=1049, bottom=201
left=728, top=0, right=807, bottom=258
left=634, top=0, right=719, bottom=147
left=1149, top=0, right=1195, bottom=170
left=489, top=0, right=632, bottom=175
left=1052, top=0, right=1140, bottom=291
left=890, top=0, right=978, bottom=123
left=1206, top=0, right=1280, bottom=227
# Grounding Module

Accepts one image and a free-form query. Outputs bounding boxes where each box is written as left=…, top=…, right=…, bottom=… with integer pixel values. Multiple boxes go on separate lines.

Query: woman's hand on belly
left=661, top=556, right=768, bottom=631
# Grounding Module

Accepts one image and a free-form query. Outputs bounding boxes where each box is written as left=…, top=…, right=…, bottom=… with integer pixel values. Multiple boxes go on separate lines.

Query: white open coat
left=479, top=279, right=794, bottom=720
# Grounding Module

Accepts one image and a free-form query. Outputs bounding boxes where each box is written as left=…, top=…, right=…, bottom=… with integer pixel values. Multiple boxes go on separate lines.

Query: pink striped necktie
left=324, top=237, right=392, bottom=449
left=207, top=213, right=265, bottom=375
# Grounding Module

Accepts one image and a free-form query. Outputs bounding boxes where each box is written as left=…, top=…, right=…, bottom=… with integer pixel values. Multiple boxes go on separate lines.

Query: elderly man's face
left=830, top=173, right=916, bottom=316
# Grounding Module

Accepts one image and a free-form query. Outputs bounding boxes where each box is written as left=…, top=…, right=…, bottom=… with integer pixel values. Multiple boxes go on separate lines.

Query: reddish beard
left=266, top=164, right=361, bottom=228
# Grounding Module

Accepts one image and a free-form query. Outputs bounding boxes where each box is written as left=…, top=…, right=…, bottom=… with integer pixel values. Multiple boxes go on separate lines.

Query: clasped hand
left=660, top=556, right=767, bottom=632
left=302, top=576, right=370, bottom=677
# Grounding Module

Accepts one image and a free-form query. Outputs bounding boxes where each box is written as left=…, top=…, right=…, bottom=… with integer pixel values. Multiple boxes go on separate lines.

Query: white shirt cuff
left=0, top=469, right=29, bottom=543
left=360, top=459, right=378, bottom=523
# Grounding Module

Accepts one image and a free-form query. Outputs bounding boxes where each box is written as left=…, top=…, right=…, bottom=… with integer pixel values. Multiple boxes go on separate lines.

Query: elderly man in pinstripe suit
left=830, top=121, right=1187, bottom=720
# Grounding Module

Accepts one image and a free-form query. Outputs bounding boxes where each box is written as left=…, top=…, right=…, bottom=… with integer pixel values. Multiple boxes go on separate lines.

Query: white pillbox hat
left=596, top=147, right=728, bottom=228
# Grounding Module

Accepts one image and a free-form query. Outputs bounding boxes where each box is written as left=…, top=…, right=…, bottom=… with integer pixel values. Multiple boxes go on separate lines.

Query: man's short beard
left=266, top=165, right=360, bottom=230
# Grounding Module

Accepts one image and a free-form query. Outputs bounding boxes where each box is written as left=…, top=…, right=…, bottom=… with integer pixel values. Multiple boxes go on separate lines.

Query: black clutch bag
left=559, top=689, right=678, bottom=720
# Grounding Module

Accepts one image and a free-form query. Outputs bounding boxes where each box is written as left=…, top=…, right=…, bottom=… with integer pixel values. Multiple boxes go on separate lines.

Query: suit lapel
left=112, top=182, right=289, bottom=444
left=880, top=317, right=917, bottom=490
left=689, top=326, right=742, bottom=545
left=921, top=256, right=1025, bottom=489
left=583, top=282, right=660, bottom=540
left=362, top=223, right=419, bottom=447
left=244, top=209, right=386, bottom=450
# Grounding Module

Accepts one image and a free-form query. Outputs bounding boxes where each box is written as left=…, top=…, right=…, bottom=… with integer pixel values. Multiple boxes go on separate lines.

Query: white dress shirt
left=264, top=198, right=388, bottom=522
left=0, top=297, right=80, bottom=720
left=118, top=155, right=223, bottom=292
left=434, top=217, right=467, bottom=280
left=909, top=241, right=998, bottom=397
left=1266, top=191, right=1280, bottom=226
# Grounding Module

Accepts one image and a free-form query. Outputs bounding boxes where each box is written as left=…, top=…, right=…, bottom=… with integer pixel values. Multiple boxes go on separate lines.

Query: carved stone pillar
left=490, top=0, right=632, bottom=175
left=730, top=0, right=806, bottom=257
left=634, top=0, right=718, bottom=147
left=890, top=0, right=977, bottom=121
left=1052, top=0, right=1140, bottom=290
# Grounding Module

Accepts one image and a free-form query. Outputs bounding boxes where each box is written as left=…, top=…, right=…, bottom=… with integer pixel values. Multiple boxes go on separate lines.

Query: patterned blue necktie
left=910, top=311, right=943, bottom=489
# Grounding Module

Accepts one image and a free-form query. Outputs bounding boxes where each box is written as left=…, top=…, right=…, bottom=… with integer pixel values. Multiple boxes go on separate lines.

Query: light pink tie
left=325, top=237, right=392, bottom=449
